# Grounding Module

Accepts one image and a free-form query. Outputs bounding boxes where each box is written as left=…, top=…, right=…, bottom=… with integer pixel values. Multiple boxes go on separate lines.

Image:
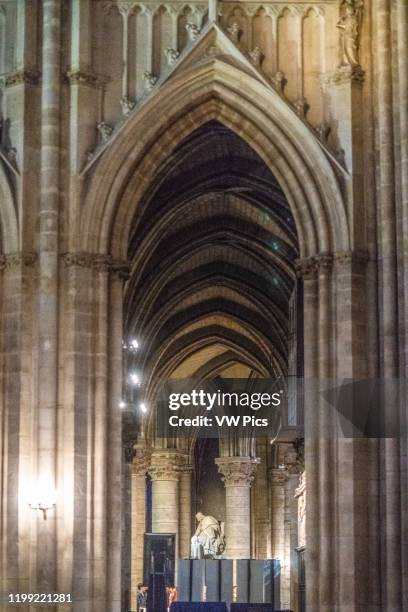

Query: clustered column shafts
left=37, top=0, right=61, bottom=594
left=215, top=457, right=258, bottom=559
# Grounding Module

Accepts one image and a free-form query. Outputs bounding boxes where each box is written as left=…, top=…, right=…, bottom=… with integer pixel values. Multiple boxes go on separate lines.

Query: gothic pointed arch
left=80, top=56, right=350, bottom=259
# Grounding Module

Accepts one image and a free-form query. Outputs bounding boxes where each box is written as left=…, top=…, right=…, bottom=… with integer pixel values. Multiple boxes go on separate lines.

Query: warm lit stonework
left=0, top=1, right=407, bottom=611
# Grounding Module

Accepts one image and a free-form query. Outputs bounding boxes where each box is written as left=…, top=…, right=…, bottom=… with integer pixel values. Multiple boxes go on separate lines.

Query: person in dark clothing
left=136, top=583, right=148, bottom=612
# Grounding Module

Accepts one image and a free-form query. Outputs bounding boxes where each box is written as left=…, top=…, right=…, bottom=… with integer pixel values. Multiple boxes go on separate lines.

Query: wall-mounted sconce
left=28, top=479, right=57, bottom=520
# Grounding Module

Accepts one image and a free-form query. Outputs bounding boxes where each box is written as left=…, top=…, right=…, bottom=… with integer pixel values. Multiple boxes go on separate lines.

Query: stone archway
left=68, top=59, right=370, bottom=611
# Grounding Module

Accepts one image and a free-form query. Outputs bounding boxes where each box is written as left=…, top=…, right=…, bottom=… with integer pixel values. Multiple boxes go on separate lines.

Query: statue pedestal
left=176, top=559, right=280, bottom=608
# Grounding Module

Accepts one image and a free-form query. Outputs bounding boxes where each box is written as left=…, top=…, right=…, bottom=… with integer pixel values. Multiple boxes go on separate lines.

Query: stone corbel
left=61, top=251, right=131, bottom=280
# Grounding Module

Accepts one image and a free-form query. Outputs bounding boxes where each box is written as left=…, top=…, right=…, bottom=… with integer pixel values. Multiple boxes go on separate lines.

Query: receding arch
left=80, top=59, right=350, bottom=259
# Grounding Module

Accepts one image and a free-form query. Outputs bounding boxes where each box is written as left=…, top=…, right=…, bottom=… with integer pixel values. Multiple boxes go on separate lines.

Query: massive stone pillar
left=148, top=450, right=183, bottom=555
left=37, top=0, right=61, bottom=595
left=179, top=462, right=193, bottom=559
left=215, top=457, right=258, bottom=559
left=130, top=447, right=149, bottom=609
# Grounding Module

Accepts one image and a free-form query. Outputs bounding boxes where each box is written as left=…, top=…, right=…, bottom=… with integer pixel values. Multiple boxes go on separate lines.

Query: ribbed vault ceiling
left=124, top=120, right=299, bottom=402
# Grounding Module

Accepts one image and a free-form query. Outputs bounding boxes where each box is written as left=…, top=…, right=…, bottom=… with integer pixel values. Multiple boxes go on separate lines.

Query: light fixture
left=139, top=402, right=147, bottom=414
left=28, top=477, right=57, bottom=520
left=129, top=338, right=139, bottom=350
left=119, top=400, right=127, bottom=409
left=129, top=372, right=141, bottom=386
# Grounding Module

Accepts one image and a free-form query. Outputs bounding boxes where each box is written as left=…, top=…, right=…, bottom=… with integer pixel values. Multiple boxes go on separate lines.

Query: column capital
left=131, top=447, right=150, bottom=476
left=148, top=450, right=184, bottom=481
left=61, top=251, right=130, bottom=279
left=269, top=467, right=288, bottom=486
left=215, top=457, right=259, bottom=487
left=283, top=444, right=304, bottom=475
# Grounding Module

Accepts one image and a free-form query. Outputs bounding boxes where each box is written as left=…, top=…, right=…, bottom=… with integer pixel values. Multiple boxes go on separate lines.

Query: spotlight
left=119, top=400, right=127, bottom=409
left=140, top=402, right=147, bottom=414
left=129, top=338, right=139, bottom=350
left=129, top=372, right=141, bottom=386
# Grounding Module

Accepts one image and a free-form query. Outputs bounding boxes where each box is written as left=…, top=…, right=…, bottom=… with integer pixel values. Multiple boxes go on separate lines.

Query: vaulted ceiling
left=124, top=120, right=298, bottom=404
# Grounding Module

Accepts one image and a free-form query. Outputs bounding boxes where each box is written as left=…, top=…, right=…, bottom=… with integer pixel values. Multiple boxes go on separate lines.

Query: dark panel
left=249, top=560, right=273, bottom=604
left=143, top=533, right=175, bottom=587
left=192, top=559, right=205, bottom=602
left=177, top=559, right=192, bottom=601
left=237, top=560, right=249, bottom=603
left=220, top=559, right=233, bottom=607
left=205, top=560, right=221, bottom=602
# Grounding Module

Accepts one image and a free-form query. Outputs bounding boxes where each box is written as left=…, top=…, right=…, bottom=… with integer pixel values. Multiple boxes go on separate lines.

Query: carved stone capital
left=65, top=70, right=110, bottom=89
left=283, top=444, right=304, bottom=475
left=132, top=447, right=151, bottom=476
left=215, top=457, right=259, bottom=487
left=61, top=251, right=131, bottom=279
left=315, top=252, right=334, bottom=273
left=269, top=467, right=287, bottom=486
left=0, top=70, right=40, bottom=88
left=0, top=252, right=37, bottom=270
left=295, top=256, right=317, bottom=280
left=148, top=451, right=184, bottom=481
left=321, top=64, right=365, bottom=86
left=334, top=249, right=368, bottom=272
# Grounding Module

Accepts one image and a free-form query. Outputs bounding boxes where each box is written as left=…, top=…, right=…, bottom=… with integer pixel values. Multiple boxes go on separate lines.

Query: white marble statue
left=191, top=512, right=225, bottom=559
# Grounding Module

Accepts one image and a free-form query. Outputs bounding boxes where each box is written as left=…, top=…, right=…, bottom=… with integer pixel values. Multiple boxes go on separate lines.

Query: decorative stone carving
left=293, top=97, right=309, bottom=118
left=164, top=47, right=180, bottom=67
left=295, top=256, right=318, bottom=280
left=143, top=71, right=158, bottom=91
left=334, top=249, right=369, bottom=272
left=148, top=451, right=184, bottom=481
left=215, top=457, right=259, bottom=487
left=249, top=46, right=263, bottom=67
left=316, top=121, right=331, bottom=141
left=131, top=447, right=151, bottom=476
left=227, top=22, right=240, bottom=43
left=120, top=96, right=136, bottom=116
left=65, top=70, right=109, bottom=89
left=191, top=512, right=225, bottom=559
left=271, top=71, right=286, bottom=93
left=315, top=252, right=334, bottom=273
left=269, top=466, right=287, bottom=486
left=337, top=0, right=364, bottom=67
left=283, top=444, right=303, bottom=475
left=0, top=70, right=40, bottom=88
left=97, top=121, right=113, bottom=143
left=61, top=251, right=131, bottom=279
left=0, top=252, right=37, bottom=270
left=322, top=64, right=365, bottom=86
left=185, top=22, right=200, bottom=42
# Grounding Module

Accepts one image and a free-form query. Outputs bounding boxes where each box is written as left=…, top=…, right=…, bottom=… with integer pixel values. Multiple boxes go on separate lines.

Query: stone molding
left=295, top=250, right=368, bottom=278
left=61, top=251, right=131, bottom=279
left=0, top=252, right=37, bottom=269
left=215, top=456, right=259, bottom=487
left=148, top=450, right=184, bottom=481
left=65, top=69, right=110, bottom=89
left=0, top=70, right=41, bottom=88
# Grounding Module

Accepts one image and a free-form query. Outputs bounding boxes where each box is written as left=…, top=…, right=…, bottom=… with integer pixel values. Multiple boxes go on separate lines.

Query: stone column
left=215, top=457, right=258, bottom=559
left=37, top=0, right=61, bottom=595
left=131, top=447, right=150, bottom=610
left=179, top=462, right=193, bottom=559
left=148, top=450, right=183, bottom=555
left=270, top=468, right=286, bottom=565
